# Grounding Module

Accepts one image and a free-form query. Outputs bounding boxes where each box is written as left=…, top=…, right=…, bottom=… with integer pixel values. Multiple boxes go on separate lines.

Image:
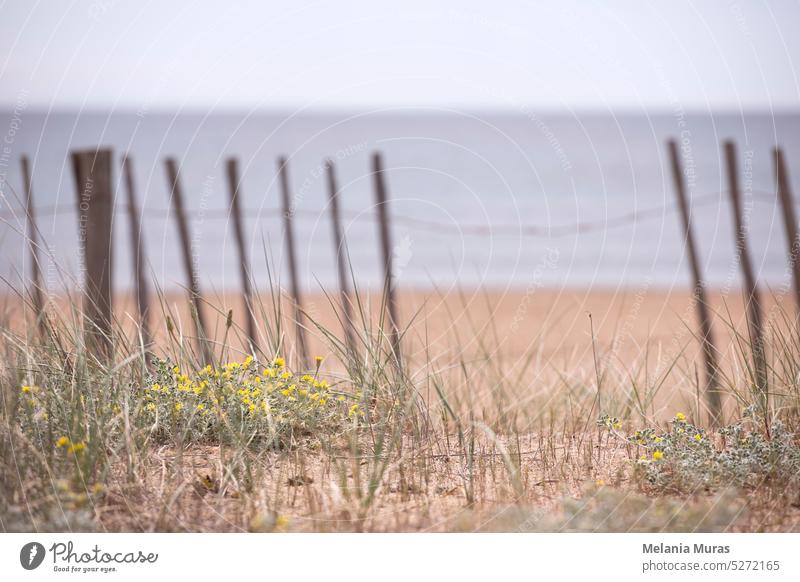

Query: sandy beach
left=4, top=284, right=792, bottom=421
left=7, top=284, right=786, bottom=355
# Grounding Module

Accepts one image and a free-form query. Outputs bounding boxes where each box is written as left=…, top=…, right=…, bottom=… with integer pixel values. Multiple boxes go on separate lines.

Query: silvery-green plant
left=599, top=408, right=800, bottom=493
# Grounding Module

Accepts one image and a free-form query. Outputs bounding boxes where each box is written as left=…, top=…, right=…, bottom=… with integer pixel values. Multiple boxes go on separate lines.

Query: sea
left=1, top=109, right=799, bottom=294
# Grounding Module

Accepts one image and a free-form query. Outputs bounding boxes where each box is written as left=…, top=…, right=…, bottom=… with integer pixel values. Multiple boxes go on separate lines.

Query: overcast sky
left=0, top=0, right=798, bottom=111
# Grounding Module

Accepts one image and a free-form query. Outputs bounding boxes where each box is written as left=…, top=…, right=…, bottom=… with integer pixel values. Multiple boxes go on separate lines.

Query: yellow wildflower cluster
left=18, top=384, right=47, bottom=418
left=55, top=435, right=86, bottom=455
left=138, top=356, right=355, bottom=443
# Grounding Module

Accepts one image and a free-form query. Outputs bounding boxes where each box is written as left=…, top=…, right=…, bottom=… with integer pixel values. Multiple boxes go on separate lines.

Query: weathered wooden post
left=277, top=156, right=309, bottom=366
left=773, top=147, right=800, bottom=314
left=226, top=158, right=258, bottom=352
left=71, top=148, right=114, bottom=358
left=165, top=158, right=212, bottom=363
left=667, top=140, right=722, bottom=425
left=371, top=152, right=401, bottom=362
left=121, top=154, right=152, bottom=350
left=325, top=159, right=357, bottom=356
left=723, top=141, right=768, bottom=415
left=21, top=155, right=46, bottom=337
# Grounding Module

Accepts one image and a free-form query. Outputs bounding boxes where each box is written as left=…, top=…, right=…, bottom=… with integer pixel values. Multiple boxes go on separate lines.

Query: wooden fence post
left=723, top=141, right=769, bottom=417
left=165, top=158, right=212, bottom=363
left=773, top=147, right=800, bottom=314
left=325, top=159, right=357, bottom=356
left=21, top=155, right=46, bottom=337
left=226, top=158, right=258, bottom=353
left=121, top=155, right=152, bottom=350
left=71, top=148, right=114, bottom=358
left=667, top=140, right=722, bottom=425
left=371, top=152, right=401, bottom=362
left=277, top=156, right=309, bottom=366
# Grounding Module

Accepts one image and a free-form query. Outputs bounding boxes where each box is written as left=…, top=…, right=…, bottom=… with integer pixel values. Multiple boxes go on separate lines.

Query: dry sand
left=3, top=284, right=793, bottom=419
left=3, top=284, right=791, bottom=364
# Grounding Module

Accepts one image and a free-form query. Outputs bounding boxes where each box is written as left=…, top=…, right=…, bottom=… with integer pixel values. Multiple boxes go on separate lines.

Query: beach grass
left=2, top=276, right=800, bottom=533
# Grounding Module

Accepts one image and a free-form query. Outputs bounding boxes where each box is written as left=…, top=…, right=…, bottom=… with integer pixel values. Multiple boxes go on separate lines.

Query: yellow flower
left=653, top=436, right=663, bottom=444
left=694, top=434, right=702, bottom=442
left=67, top=442, right=86, bottom=455
left=174, top=402, right=183, bottom=412
left=314, top=355, right=324, bottom=365
left=56, top=436, right=70, bottom=448
left=611, top=420, right=622, bottom=430
left=653, top=451, right=663, bottom=461
left=675, top=412, right=687, bottom=422
left=146, top=402, right=156, bottom=412
left=196, top=403, right=206, bottom=412
left=274, top=515, right=290, bottom=531
left=273, top=357, right=285, bottom=369
left=348, top=404, right=362, bottom=418
left=595, top=479, right=605, bottom=487
left=243, top=355, right=254, bottom=367
left=173, top=366, right=180, bottom=374
left=318, top=398, right=327, bottom=406
left=21, top=385, right=31, bottom=393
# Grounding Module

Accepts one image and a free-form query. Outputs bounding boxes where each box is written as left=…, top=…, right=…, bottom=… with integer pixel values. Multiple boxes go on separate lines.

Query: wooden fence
left=17, top=141, right=800, bottom=423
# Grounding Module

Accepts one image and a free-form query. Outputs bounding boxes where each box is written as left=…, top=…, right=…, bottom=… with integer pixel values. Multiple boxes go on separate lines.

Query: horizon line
left=1, top=104, right=799, bottom=117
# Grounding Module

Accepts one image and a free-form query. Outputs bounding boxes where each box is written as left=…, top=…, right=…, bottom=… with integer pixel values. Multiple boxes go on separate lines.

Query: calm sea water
left=0, top=110, right=799, bottom=294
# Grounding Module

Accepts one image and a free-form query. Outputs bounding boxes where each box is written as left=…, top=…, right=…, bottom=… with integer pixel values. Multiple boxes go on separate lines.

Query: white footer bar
left=1, top=533, right=797, bottom=581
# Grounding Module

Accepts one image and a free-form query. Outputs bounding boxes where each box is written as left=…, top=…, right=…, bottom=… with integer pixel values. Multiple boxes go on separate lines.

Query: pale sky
left=0, top=0, right=798, bottom=111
